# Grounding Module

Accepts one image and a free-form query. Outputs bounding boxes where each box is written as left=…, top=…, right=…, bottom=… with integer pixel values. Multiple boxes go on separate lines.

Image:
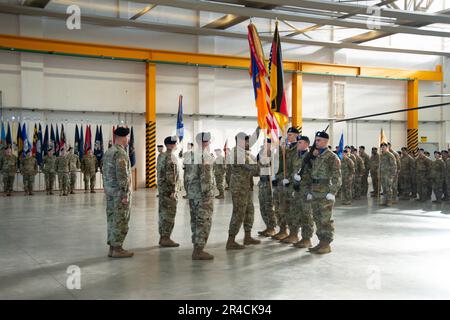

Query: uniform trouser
left=433, top=178, right=444, bottom=201
left=370, top=170, right=379, bottom=194
left=381, top=175, right=394, bottom=201
left=292, top=191, right=314, bottom=239
left=427, top=178, right=433, bottom=199
left=158, top=194, right=177, bottom=237
left=106, top=193, right=132, bottom=246
left=225, top=168, right=231, bottom=188
left=84, top=173, right=96, bottom=191
left=258, top=181, right=276, bottom=229
left=283, top=186, right=296, bottom=233
left=69, top=172, right=77, bottom=192
left=392, top=172, right=399, bottom=199
left=416, top=174, right=428, bottom=200
left=23, top=174, right=35, bottom=193
left=215, top=173, right=225, bottom=195
left=3, top=174, right=15, bottom=193
left=411, top=175, right=417, bottom=197
left=44, top=173, right=55, bottom=192
left=399, top=174, right=411, bottom=197
left=353, top=175, right=362, bottom=199
left=58, top=172, right=69, bottom=194
left=189, top=197, right=213, bottom=247
left=272, top=185, right=287, bottom=230
left=311, top=193, right=335, bottom=243
left=341, top=175, right=353, bottom=203
left=361, top=174, right=369, bottom=197
left=229, top=189, right=254, bottom=236
left=443, top=180, right=448, bottom=200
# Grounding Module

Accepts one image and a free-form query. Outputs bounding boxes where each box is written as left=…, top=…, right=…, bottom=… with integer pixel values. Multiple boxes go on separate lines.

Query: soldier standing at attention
left=415, top=148, right=433, bottom=202
left=369, top=147, right=380, bottom=197
left=308, top=131, right=341, bottom=254
left=103, top=127, right=133, bottom=258
left=445, top=151, right=450, bottom=201
left=226, top=132, right=260, bottom=250
left=225, top=147, right=232, bottom=191
left=380, top=143, right=397, bottom=206
left=399, top=147, right=414, bottom=200
left=0, top=146, right=18, bottom=196
left=81, top=148, right=98, bottom=193
left=185, top=132, right=215, bottom=260
left=409, top=150, right=418, bottom=199
left=432, top=151, right=445, bottom=204
left=213, top=148, right=226, bottom=199
left=358, top=146, right=370, bottom=198
left=67, top=147, right=80, bottom=194
left=388, top=143, right=401, bottom=203
left=425, top=151, right=433, bottom=200
left=156, top=144, right=165, bottom=198
left=42, top=147, right=56, bottom=195
left=55, top=148, right=70, bottom=196
left=20, top=149, right=38, bottom=196
left=351, top=147, right=365, bottom=200
left=442, top=150, right=449, bottom=201
left=340, top=149, right=355, bottom=205
left=157, top=136, right=180, bottom=248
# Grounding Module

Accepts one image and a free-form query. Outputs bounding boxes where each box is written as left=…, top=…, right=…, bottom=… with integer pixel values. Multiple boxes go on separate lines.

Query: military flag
left=380, top=128, right=388, bottom=145
left=74, top=124, right=80, bottom=157
left=32, top=124, right=38, bottom=156
left=43, top=124, right=49, bottom=154
left=50, top=124, right=56, bottom=155
left=79, top=125, right=84, bottom=159
left=337, top=132, right=344, bottom=160
left=0, top=122, right=5, bottom=147
left=55, top=124, right=60, bottom=156
left=22, top=123, right=30, bottom=158
left=60, top=124, right=66, bottom=151
left=129, top=126, right=136, bottom=167
left=176, top=95, right=184, bottom=142
left=37, top=124, right=43, bottom=166
left=6, top=122, right=12, bottom=146
left=84, top=125, right=91, bottom=154
left=17, top=122, right=22, bottom=159
left=94, top=125, right=104, bottom=164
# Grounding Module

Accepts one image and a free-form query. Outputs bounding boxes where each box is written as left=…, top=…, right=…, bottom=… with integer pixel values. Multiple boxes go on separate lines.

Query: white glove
left=307, top=193, right=313, bottom=201
left=326, top=193, right=335, bottom=201
left=282, top=179, right=290, bottom=186
left=294, top=174, right=301, bottom=182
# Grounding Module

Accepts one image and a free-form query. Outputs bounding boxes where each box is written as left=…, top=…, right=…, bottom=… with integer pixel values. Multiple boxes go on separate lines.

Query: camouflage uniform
left=310, top=148, right=341, bottom=243
left=182, top=150, right=193, bottom=195
left=340, top=154, right=355, bottom=204
left=390, top=150, right=401, bottom=201
left=42, top=154, right=56, bottom=194
left=283, top=142, right=298, bottom=235
left=416, top=154, right=433, bottom=201
left=157, top=150, right=178, bottom=238
left=213, top=154, right=226, bottom=198
left=20, top=156, right=38, bottom=194
left=446, top=158, right=450, bottom=198
left=103, top=144, right=132, bottom=247
left=68, top=153, right=80, bottom=193
left=225, top=152, right=232, bottom=190
left=380, top=151, right=397, bottom=204
left=352, top=154, right=365, bottom=200
left=399, top=152, right=414, bottom=199
left=81, top=154, right=98, bottom=192
left=0, top=154, right=18, bottom=194
left=55, top=155, right=70, bottom=195
left=410, top=155, right=417, bottom=198
left=369, top=153, right=380, bottom=195
left=185, top=148, right=215, bottom=248
left=432, top=158, right=445, bottom=202
left=360, top=152, right=370, bottom=197
left=257, top=152, right=276, bottom=230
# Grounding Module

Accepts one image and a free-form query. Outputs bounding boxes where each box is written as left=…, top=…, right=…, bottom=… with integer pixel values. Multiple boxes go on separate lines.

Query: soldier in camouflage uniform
left=81, top=148, right=98, bottom=193
left=157, top=136, right=180, bottom=248
left=257, top=139, right=276, bottom=237
left=103, top=127, right=133, bottom=258
left=369, top=147, right=380, bottom=197
left=388, top=143, right=401, bottom=203
left=0, top=146, right=17, bottom=196
left=380, top=143, right=397, bottom=206
left=399, top=147, right=414, bottom=200
left=290, top=135, right=314, bottom=249
left=20, top=149, right=38, bottom=196
left=425, top=151, right=433, bottom=199
left=225, top=148, right=232, bottom=190
left=308, top=131, right=341, bottom=254
left=226, top=131, right=260, bottom=250
left=416, top=148, right=433, bottom=202
left=442, top=150, right=449, bottom=201
left=409, top=150, right=417, bottom=199
left=351, top=148, right=365, bottom=200
left=185, top=132, right=215, bottom=260
left=340, top=149, right=355, bottom=205
left=445, top=152, right=450, bottom=200
left=42, top=148, right=56, bottom=195
left=359, top=146, right=370, bottom=198
left=180, top=143, right=192, bottom=199
left=213, top=148, right=226, bottom=199
left=67, top=147, right=80, bottom=194
left=156, top=144, right=165, bottom=198
left=432, top=151, right=445, bottom=204
left=55, top=148, right=70, bottom=196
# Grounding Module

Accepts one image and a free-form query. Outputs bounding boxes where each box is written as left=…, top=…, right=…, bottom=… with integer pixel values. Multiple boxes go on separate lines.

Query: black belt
left=312, top=178, right=330, bottom=184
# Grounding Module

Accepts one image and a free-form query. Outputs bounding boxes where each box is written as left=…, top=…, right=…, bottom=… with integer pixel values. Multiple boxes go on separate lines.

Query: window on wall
left=333, top=82, right=345, bottom=118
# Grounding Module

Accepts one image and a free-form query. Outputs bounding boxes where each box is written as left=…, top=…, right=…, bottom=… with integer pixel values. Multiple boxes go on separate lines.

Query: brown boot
left=315, top=241, right=332, bottom=254
left=108, top=246, right=113, bottom=257
left=259, top=228, right=276, bottom=237
left=243, top=231, right=261, bottom=245
left=226, top=235, right=245, bottom=250
left=281, top=233, right=299, bottom=244
left=111, top=246, right=134, bottom=258
left=159, top=236, right=180, bottom=247
left=271, top=229, right=288, bottom=241
left=308, top=241, right=324, bottom=253
left=294, top=238, right=312, bottom=248
left=192, top=246, right=214, bottom=260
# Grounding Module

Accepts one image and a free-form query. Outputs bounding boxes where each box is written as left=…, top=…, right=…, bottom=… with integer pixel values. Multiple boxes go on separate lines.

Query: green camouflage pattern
left=157, top=150, right=178, bottom=237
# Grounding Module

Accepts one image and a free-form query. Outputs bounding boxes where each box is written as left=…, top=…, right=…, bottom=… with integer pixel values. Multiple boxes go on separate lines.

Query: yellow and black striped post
left=146, top=63, right=157, bottom=188
left=292, top=72, right=303, bottom=135
left=407, top=79, right=419, bottom=156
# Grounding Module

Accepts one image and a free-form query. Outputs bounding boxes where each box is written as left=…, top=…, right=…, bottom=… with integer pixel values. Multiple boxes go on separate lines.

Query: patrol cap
left=115, top=126, right=130, bottom=137
left=297, top=135, right=310, bottom=144
left=164, top=136, right=177, bottom=145
left=196, top=132, right=211, bottom=143
left=315, top=131, right=329, bottom=139
left=287, top=127, right=300, bottom=134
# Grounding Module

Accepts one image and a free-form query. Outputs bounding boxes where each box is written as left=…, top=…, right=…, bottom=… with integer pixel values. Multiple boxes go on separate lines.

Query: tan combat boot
left=226, top=235, right=245, bottom=250
left=111, top=246, right=134, bottom=258
left=159, top=236, right=180, bottom=247
left=308, top=241, right=324, bottom=253
left=281, top=233, right=299, bottom=244
left=271, top=228, right=288, bottom=241
left=259, top=228, right=276, bottom=237
left=293, top=238, right=312, bottom=249
left=315, top=241, right=332, bottom=254
left=192, top=246, right=214, bottom=260
left=243, top=231, right=261, bottom=245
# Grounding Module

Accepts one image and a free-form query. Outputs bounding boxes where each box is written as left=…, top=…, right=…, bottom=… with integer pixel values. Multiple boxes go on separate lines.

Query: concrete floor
left=1, top=189, right=450, bottom=300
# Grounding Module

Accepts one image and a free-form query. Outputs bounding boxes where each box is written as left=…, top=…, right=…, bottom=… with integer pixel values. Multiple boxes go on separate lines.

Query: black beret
left=343, top=149, right=348, bottom=153
left=359, top=146, right=365, bottom=149
left=266, top=138, right=271, bottom=143
left=434, top=151, right=441, bottom=155
left=442, top=150, right=448, bottom=154
left=419, top=148, right=424, bottom=151
left=297, top=135, right=310, bottom=143
left=315, top=131, right=329, bottom=139
left=157, top=145, right=163, bottom=148
left=115, top=126, right=130, bottom=137
left=196, top=132, right=211, bottom=143
left=380, top=142, right=388, bottom=147
left=164, top=136, right=177, bottom=145
left=287, top=127, right=300, bottom=134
